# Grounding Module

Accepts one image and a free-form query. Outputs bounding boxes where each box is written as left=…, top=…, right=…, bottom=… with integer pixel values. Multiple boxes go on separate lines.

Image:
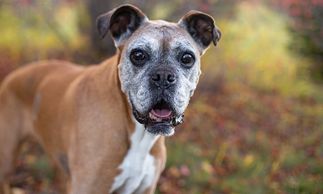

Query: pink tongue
left=152, top=109, right=172, bottom=118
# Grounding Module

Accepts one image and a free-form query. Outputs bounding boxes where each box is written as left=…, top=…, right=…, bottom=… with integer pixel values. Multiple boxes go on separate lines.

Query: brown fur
left=0, top=54, right=166, bottom=194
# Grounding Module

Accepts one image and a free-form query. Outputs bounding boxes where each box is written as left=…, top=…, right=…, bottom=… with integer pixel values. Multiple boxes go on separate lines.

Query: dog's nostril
left=151, top=74, right=161, bottom=82
left=151, top=70, right=176, bottom=87
left=167, top=74, right=176, bottom=83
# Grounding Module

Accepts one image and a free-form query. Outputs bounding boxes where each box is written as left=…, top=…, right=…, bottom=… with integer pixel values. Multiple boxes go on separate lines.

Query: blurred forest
left=0, top=0, right=322, bottom=194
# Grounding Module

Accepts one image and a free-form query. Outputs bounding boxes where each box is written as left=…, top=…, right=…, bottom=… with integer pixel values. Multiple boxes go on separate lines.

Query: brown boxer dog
left=0, top=4, right=221, bottom=194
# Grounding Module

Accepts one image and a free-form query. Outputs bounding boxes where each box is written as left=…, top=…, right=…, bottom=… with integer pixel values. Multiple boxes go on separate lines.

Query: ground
left=6, top=80, right=323, bottom=194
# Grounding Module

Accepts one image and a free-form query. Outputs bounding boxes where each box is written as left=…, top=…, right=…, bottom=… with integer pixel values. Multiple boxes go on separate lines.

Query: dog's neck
left=96, top=53, right=165, bottom=193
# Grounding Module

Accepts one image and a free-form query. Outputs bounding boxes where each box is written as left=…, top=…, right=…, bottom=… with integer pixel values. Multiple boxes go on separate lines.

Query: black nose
left=151, top=69, right=176, bottom=88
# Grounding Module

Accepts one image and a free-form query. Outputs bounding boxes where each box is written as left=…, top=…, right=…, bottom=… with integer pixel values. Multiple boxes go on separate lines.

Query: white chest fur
left=109, top=120, right=159, bottom=194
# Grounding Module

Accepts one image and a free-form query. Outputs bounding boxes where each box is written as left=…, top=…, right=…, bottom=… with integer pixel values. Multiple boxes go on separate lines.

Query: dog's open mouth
left=149, top=100, right=173, bottom=123
left=131, top=98, right=184, bottom=136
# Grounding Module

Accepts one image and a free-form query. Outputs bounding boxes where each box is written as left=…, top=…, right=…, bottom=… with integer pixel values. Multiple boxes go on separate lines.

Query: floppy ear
left=178, top=11, right=221, bottom=52
left=96, top=4, right=148, bottom=46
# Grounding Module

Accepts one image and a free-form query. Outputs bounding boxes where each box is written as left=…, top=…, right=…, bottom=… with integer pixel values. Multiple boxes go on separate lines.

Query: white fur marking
left=109, top=119, right=159, bottom=194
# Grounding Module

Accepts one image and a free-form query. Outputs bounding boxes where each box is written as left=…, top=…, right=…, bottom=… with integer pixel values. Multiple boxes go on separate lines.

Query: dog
left=0, top=4, right=221, bottom=194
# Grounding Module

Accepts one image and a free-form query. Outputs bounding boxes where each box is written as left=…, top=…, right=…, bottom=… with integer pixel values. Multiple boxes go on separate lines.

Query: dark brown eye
left=180, top=52, right=195, bottom=68
left=130, top=49, right=148, bottom=66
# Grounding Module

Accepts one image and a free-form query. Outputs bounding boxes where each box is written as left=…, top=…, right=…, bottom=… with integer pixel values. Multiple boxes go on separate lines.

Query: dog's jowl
left=0, top=4, right=220, bottom=194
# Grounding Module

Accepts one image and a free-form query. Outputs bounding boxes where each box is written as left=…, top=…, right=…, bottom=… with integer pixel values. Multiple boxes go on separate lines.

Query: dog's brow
left=171, top=40, right=195, bottom=52
left=159, top=27, right=173, bottom=57
left=129, top=42, right=152, bottom=51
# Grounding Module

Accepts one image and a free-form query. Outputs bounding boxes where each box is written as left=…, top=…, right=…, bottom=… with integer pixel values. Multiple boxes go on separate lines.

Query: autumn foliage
left=0, top=0, right=322, bottom=194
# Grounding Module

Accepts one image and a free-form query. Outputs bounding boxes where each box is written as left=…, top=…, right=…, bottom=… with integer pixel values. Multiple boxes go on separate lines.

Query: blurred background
left=0, top=0, right=322, bottom=193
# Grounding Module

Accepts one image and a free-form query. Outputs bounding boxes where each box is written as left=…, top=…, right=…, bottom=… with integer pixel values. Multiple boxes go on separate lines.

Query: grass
left=158, top=81, right=323, bottom=194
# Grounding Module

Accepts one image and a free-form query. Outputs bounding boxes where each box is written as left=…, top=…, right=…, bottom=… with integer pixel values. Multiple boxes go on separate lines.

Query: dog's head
left=97, top=4, right=221, bottom=136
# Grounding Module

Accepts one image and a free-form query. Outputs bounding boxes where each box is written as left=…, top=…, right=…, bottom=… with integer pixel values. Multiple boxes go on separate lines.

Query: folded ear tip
left=97, top=24, right=108, bottom=39
left=96, top=13, right=109, bottom=37
left=212, top=27, right=221, bottom=46
left=117, top=4, right=139, bottom=9
left=96, top=4, right=147, bottom=46
left=179, top=10, right=221, bottom=48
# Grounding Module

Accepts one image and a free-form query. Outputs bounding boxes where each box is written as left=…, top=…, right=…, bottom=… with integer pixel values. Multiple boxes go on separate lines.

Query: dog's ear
left=96, top=4, right=148, bottom=46
left=178, top=11, right=221, bottom=52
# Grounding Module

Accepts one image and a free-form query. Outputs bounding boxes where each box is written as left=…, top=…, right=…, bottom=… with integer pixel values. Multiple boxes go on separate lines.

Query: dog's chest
left=109, top=121, right=159, bottom=194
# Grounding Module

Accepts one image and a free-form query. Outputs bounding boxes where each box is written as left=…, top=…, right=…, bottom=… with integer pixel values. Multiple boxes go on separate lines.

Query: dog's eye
left=130, top=49, right=148, bottom=66
left=180, top=52, right=195, bottom=68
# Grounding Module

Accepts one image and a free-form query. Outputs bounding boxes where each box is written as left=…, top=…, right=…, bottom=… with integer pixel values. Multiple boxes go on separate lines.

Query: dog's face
left=97, top=4, right=221, bottom=136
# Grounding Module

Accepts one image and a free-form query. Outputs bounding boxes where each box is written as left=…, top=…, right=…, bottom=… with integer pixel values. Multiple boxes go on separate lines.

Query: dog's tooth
left=149, top=112, right=157, bottom=121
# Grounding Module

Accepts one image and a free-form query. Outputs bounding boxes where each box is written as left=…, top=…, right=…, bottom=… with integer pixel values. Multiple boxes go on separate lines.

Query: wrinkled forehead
left=125, top=20, right=200, bottom=54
